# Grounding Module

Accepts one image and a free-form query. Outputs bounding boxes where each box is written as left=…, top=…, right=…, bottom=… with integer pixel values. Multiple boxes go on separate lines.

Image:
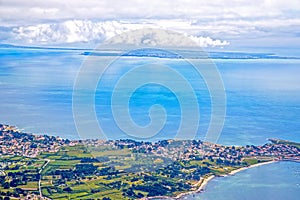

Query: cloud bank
left=1, top=0, right=300, bottom=47
left=9, top=20, right=230, bottom=47
left=1, top=0, right=300, bottom=25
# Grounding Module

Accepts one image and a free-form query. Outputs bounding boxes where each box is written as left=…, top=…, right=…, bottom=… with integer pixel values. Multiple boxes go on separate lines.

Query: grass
left=37, top=145, right=138, bottom=199
left=91, top=149, right=131, bottom=157
left=42, top=188, right=51, bottom=196
left=269, top=138, right=300, bottom=148
left=80, top=189, right=123, bottom=200
left=50, top=160, right=80, bottom=166
left=9, top=156, right=23, bottom=161
left=243, top=158, right=258, bottom=165
left=41, top=179, right=53, bottom=187
left=17, top=181, right=38, bottom=190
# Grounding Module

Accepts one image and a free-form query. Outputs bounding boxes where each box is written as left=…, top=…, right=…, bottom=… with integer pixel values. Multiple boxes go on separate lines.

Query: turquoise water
left=184, top=161, right=300, bottom=200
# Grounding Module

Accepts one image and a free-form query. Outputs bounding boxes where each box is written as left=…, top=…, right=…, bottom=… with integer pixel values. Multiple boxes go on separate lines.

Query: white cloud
left=10, top=20, right=230, bottom=47
left=188, top=35, right=229, bottom=47
left=12, top=20, right=125, bottom=44
left=105, top=28, right=230, bottom=47
left=1, top=0, right=300, bottom=47
left=1, top=0, right=299, bottom=25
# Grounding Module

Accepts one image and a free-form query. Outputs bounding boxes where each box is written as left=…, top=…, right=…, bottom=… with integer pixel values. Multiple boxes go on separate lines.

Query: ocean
left=0, top=46, right=299, bottom=198
left=1, top=46, right=300, bottom=145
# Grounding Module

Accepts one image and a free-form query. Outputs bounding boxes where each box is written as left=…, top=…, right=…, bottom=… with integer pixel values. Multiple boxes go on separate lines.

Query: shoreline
left=144, top=175, right=215, bottom=200
left=227, top=160, right=277, bottom=176
left=147, top=160, right=278, bottom=200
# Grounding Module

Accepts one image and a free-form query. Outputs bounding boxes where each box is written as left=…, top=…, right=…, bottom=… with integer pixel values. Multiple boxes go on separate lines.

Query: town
left=0, top=124, right=299, bottom=199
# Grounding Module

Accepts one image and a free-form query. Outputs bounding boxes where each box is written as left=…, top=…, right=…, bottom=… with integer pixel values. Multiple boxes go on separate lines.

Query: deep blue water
left=0, top=47, right=299, bottom=145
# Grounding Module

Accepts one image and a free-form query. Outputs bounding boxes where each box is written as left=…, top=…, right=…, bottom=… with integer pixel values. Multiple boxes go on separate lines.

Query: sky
left=0, top=0, right=300, bottom=49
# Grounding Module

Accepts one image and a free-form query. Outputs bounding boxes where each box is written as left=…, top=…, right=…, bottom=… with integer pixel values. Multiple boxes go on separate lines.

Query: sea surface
left=183, top=161, right=300, bottom=200
left=1, top=46, right=300, bottom=145
left=0, top=46, right=300, bottom=199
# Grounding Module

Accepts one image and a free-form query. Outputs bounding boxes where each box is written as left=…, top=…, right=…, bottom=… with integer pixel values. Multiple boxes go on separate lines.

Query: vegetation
left=1, top=124, right=299, bottom=199
left=269, top=138, right=300, bottom=149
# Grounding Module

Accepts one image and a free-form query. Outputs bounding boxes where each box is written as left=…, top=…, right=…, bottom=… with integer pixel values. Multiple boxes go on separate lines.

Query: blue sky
left=0, top=0, right=300, bottom=49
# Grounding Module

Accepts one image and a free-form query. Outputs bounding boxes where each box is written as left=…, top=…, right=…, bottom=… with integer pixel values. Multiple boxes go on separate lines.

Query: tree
left=3, top=182, right=9, bottom=189
left=63, top=187, right=72, bottom=192
left=137, top=192, right=144, bottom=198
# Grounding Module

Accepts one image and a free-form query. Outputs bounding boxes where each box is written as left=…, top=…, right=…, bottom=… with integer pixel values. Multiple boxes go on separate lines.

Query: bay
left=184, top=161, right=300, bottom=200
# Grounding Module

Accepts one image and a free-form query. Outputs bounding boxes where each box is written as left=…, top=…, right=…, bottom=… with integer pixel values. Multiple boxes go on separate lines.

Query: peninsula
left=0, top=124, right=299, bottom=199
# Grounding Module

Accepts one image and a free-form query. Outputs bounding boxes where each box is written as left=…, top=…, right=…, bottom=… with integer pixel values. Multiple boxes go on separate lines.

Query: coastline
left=173, top=175, right=215, bottom=200
left=227, top=160, right=277, bottom=176
left=144, top=175, right=215, bottom=200
left=2, top=124, right=299, bottom=199
left=147, top=160, right=277, bottom=200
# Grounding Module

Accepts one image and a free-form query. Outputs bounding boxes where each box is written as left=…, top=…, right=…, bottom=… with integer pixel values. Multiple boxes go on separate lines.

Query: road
left=38, top=159, right=50, bottom=198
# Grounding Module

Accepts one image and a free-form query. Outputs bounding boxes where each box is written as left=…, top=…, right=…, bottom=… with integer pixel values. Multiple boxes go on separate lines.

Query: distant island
left=0, top=124, right=299, bottom=200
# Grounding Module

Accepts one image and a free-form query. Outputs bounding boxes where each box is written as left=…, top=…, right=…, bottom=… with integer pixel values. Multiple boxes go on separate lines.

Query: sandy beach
left=196, top=175, right=215, bottom=192
left=147, top=160, right=277, bottom=200
left=228, top=160, right=277, bottom=176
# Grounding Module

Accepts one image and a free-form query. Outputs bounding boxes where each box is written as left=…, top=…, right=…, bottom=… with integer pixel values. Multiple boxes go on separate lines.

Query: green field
left=1, top=138, right=299, bottom=199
